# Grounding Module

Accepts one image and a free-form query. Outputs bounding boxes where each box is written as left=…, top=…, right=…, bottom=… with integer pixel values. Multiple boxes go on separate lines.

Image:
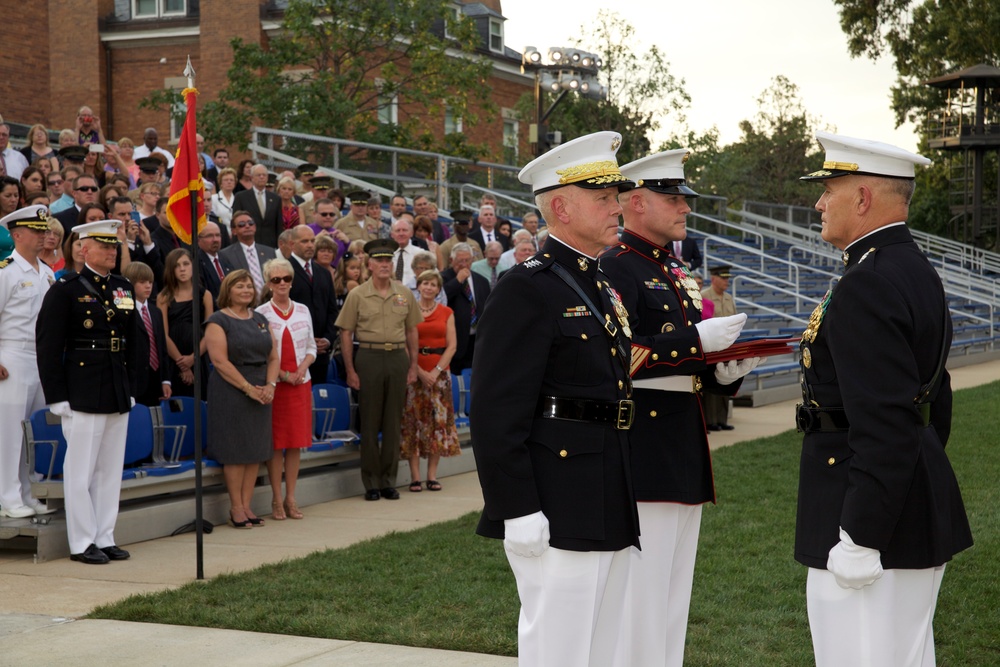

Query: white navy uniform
left=0, top=250, right=55, bottom=515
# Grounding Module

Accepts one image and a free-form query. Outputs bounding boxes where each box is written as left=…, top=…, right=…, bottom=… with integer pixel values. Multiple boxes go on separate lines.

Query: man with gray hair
left=469, top=204, right=509, bottom=251
left=390, top=218, right=422, bottom=285
left=441, top=242, right=490, bottom=373
left=497, top=228, right=535, bottom=272
left=233, top=164, right=281, bottom=247
left=471, top=241, right=503, bottom=288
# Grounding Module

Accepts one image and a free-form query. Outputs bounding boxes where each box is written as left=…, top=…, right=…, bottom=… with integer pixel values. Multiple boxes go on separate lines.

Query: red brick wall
left=2, top=5, right=51, bottom=126
left=49, top=0, right=112, bottom=133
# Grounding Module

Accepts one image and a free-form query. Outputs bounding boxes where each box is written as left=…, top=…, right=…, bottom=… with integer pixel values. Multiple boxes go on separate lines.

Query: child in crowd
left=123, top=262, right=172, bottom=407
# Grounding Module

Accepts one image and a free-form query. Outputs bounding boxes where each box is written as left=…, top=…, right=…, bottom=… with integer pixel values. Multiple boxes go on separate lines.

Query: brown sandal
left=284, top=500, right=304, bottom=520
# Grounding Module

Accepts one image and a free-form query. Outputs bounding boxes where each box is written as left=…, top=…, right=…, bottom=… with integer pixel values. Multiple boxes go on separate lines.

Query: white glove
left=49, top=402, right=72, bottom=418
left=503, top=511, right=550, bottom=558
left=130, top=397, right=136, bottom=408
left=695, top=313, right=747, bottom=353
left=827, top=528, right=883, bottom=590
left=714, top=357, right=762, bottom=385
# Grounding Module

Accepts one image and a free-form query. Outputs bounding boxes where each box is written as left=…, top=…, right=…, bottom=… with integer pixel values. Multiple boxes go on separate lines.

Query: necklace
left=419, top=302, right=437, bottom=314
left=271, top=299, right=293, bottom=316
left=225, top=307, right=251, bottom=320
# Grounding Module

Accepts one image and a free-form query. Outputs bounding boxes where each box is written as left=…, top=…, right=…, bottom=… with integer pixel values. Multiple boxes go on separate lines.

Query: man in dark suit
left=36, top=220, right=138, bottom=565
left=219, top=210, right=277, bottom=298
left=195, top=221, right=232, bottom=302
left=232, top=164, right=281, bottom=248
left=441, top=242, right=490, bottom=374
left=796, top=132, right=972, bottom=666
left=122, top=261, right=172, bottom=407
left=287, top=226, right=339, bottom=384
left=53, top=172, right=100, bottom=233
left=601, top=148, right=753, bottom=666
left=669, top=237, right=702, bottom=271
left=468, top=204, right=509, bottom=252
left=471, top=132, right=639, bottom=666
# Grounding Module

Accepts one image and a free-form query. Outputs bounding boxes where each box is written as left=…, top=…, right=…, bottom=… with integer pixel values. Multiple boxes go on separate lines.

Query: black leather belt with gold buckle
left=537, top=396, right=635, bottom=430
left=419, top=347, right=446, bottom=355
left=70, top=337, right=126, bottom=352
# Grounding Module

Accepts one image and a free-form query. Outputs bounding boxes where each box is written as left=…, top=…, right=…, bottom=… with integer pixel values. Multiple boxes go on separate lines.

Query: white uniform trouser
left=0, top=343, right=46, bottom=510
left=506, top=546, right=631, bottom=667
left=807, top=565, right=945, bottom=667
left=61, top=411, right=129, bottom=554
left=617, top=502, right=703, bottom=667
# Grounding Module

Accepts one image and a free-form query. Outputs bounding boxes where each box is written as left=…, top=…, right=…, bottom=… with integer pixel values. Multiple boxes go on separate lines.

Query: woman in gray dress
left=205, top=270, right=279, bottom=528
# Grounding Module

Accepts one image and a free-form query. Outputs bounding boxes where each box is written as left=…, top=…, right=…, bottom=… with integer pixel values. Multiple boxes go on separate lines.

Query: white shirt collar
left=548, top=233, right=597, bottom=260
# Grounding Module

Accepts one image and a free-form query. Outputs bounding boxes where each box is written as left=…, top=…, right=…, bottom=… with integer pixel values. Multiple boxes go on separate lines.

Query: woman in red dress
left=277, top=177, right=300, bottom=231
left=257, top=258, right=316, bottom=519
left=401, top=270, right=460, bottom=492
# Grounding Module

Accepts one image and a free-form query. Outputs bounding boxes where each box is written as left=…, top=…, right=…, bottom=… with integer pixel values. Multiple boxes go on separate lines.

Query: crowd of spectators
left=1, top=109, right=552, bottom=524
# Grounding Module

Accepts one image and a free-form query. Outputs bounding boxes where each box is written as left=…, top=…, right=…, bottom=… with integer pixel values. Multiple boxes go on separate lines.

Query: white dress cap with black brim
left=0, top=205, right=52, bottom=232
left=518, top=130, right=634, bottom=195
left=620, top=148, right=699, bottom=198
left=76, top=220, right=122, bottom=245
left=801, top=131, right=932, bottom=181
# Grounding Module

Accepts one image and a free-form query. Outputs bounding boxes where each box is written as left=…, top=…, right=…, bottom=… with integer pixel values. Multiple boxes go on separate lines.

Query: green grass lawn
left=90, top=381, right=1000, bottom=664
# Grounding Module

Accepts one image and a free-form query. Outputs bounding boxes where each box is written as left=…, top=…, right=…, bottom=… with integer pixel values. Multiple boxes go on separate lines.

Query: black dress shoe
left=70, top=544, right=110, bottom=565
left=100, top=545, right=131, bottom=561
left=706, top=424, right=721, bottom=431
left=380, top=487, right=400, bottom=500
left=365, top=489, right=381, bottom=501
left=718, top=424, right=735, bottom=431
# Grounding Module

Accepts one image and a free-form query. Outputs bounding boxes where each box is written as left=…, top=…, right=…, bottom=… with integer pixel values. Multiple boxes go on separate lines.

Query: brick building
left=2, top=0, right=532, bottom=164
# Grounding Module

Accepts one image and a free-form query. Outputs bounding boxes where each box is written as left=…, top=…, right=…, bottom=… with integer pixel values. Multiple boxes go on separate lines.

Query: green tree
left=516, top=10, right=689, bottom=163
left=142, top=0, right=496, bottom=158
left=833, top=0, right=1000, bottom=127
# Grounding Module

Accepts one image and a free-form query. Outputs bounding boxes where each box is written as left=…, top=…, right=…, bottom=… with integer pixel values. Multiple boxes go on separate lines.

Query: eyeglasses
left=234, top=221, right=256, bottom=228
left=76, top=186, right=99, bottom=193
left=48, top=179, right=64, bottom=186
left=317, top=212, right=336, bottom=217
left=269, top=276, right=294, bottom=284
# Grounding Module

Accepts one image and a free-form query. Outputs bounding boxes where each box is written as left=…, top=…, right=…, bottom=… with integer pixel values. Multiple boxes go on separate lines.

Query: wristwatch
left=434, top=365, right=444, bottom=372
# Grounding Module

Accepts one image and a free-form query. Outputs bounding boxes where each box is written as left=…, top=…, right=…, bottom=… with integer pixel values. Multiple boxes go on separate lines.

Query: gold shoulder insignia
left=0, top=258, right=11, bottom=270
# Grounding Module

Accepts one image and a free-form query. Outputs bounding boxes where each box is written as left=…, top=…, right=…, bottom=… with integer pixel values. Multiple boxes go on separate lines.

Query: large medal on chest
left=668, top=264, right=703, bottom=312
left=606, top=286, right=632, bottom=339
left=802, top=289, right=832, bottom=343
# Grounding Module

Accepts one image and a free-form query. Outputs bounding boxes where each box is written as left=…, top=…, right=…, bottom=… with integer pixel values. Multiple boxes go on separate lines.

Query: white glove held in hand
left=504, top=511, right=551, bottom=558
left=695, top=313, right=747, bottom=353
left=827, top=528, right=883, bottom=590
left=49, top=402, right=71, bottom=418
left=714, top=357, right=762, bottom=385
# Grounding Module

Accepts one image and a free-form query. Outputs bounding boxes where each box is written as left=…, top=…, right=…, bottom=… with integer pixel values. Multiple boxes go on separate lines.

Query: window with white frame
left=444, top=2, right=462, bottom=39
left=378, top=91, right=399, bottom=125
left=502, top=115, right=518, bottom=165
left=134, top=0, right=186, bottom=19
left=488, top=18, right=504, bottom=53
left=444, top=107, right=463, bottom=134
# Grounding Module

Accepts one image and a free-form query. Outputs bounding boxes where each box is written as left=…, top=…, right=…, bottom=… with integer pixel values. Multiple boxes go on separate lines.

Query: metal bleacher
left=686, top=200, right=1000, bottom=403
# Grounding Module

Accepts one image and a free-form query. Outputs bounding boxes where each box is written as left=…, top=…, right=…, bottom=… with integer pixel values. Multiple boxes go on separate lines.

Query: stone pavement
left=1, top=359, right=996, bottom=665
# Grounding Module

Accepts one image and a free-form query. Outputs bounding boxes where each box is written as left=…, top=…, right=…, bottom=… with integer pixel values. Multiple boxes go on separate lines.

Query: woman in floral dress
left=401, top=270, right=460, bottom=491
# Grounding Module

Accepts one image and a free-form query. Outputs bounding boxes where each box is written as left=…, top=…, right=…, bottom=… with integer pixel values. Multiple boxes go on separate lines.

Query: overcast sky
left=501, top=0, right=921, bottom=152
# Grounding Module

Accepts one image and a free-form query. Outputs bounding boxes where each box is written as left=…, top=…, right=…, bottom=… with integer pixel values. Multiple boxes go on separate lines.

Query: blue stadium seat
left=310, top=383, right=359, bottom=451
left=159, top=397, right=219, bottom=470
left=25, top=408, right=67, bottom=479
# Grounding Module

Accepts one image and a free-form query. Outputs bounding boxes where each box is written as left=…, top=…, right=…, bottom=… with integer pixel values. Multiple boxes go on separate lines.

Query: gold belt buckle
left=110, top=338, right=120, bottom=352
left=692, top=376, right=702, bottom=393
left=384, top=342, right=394, bottom=351
left=616, top=400, right=634, bottom=430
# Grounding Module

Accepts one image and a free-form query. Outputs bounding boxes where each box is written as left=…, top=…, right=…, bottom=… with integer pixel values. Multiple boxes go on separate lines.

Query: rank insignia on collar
left=858, top=247, right=877, bottom=264
left=577, top=257, right=589, bottom=272
left=842, top=251, right=849, bottom=266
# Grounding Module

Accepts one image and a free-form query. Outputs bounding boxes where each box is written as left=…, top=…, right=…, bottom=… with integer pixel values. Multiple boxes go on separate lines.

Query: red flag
left=166, top=88, right=206, bottom=244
